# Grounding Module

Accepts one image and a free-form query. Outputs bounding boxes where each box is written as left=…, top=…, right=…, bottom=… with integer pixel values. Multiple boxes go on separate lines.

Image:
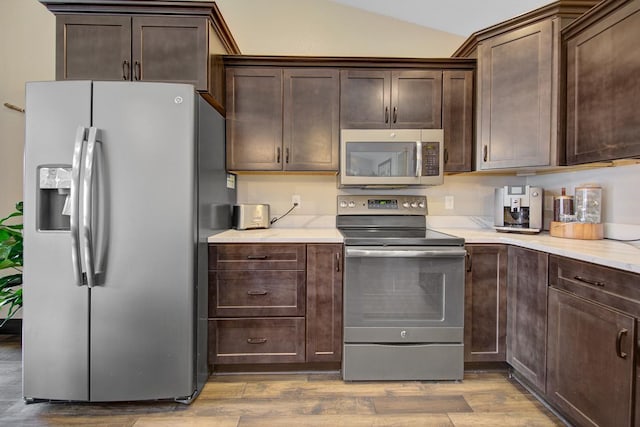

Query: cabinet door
left=340, top=70, right=391, bottom=128
left=547, top=287, right=635, bottom=427
left=565, top=0, right=640, bottom=164
left=56, top=15, right=131, bottom=81
left=443, top=70, right=474, bottom=172
left=507, top=246, right=548, bottom=392
left=132, top=16, right=208, bottom=89
left=306, top=244, right=343, bottom=363
left=283, top=69, right=340, bottom=171
left=391, top=70, right=442, bottom=129
left=226, top=68, right=283, bottom=171
left=477, top=20, right=553, bottom=169
left=464, top=245, right=507, bottom=363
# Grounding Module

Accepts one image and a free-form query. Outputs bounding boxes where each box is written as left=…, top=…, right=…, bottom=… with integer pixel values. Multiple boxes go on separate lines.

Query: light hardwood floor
left=0, top=334, right=565, bottom=426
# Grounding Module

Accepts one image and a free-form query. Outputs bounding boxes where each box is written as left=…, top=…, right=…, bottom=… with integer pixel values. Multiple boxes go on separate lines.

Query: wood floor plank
left=238, top=413, right=455, bottom=427
left=372, top=395, right=472, bottom=414
left=133, top=415, right=240, bottom=426
left=448, top=412, right=564, bottom=426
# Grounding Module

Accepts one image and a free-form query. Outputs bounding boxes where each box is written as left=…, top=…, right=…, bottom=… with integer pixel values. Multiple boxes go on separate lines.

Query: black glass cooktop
left=338, top=227, right=464, bottom=247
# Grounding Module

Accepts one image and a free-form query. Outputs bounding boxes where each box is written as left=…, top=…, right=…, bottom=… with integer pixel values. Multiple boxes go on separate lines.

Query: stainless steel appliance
left=22, top=81, right=236, bottom=403
left=232, top=204, right=270, bottom=230
left=337, top=195, right=466, bottom=381
left=340, top=129, right=444, bottom=187
left=494, top=185, right=543, bottom=234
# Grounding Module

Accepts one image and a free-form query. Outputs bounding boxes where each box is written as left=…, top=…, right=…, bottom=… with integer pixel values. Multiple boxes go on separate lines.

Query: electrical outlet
left=445, top=196, right=454, bottom=210
left=292, top=194, right=301, bottom=207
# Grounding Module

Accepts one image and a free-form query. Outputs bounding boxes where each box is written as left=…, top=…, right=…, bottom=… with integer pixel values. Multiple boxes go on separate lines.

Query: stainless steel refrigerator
left=22, top=81, right=235, bottom=403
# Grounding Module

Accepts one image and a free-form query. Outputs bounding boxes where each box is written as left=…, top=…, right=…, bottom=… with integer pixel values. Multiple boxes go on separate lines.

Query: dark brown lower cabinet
left=507, top=246, right=548, bottom=392
left=464, top=244, right=507, bottom=362
left=547, top=287, right=635, bottom=427
left=306, top=244, right=343, bottom=363
left=208, top=243, right=343, bottom=369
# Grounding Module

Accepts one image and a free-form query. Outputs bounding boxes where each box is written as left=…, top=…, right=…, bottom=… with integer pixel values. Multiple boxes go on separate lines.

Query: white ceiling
left=329, top=0, right=552, bottom=36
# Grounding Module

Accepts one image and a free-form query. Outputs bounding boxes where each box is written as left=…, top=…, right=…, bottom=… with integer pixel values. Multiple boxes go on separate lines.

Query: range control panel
left=337, top=195, right=427, bottom=215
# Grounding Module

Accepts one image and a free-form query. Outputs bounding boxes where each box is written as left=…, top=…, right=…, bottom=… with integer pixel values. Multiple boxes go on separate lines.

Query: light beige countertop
left=207, top=228, right=343, bottom=243
left=437, top=228, right=640, bottom=274
left=209, top=226, right=640, bottom=274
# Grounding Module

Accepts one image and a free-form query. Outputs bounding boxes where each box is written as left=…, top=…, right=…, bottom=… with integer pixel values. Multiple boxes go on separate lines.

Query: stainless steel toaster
left=232, top=204, right=270, bottom=230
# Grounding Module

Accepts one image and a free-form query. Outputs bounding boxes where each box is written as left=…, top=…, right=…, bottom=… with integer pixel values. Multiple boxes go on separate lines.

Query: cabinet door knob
left=122, top=60, right=130, bottom=80
left=616, top=328, right=628, bottom=359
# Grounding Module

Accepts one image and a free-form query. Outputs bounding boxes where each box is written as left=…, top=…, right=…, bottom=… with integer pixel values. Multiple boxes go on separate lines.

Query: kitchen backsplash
left=237, top=162, right=640, bottom=239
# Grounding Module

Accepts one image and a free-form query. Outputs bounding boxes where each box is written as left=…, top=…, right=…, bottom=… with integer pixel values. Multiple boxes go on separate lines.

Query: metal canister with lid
left=553, top=187, right=574, bottom=222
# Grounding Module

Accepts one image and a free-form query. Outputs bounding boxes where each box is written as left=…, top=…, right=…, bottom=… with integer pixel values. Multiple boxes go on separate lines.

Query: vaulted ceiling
left=329, top=0, right=552, bottom=36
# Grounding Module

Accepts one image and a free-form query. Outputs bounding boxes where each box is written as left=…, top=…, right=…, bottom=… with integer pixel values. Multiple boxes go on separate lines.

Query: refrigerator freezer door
left=89, top=82, right=196, bottom=401
left=23, top=81, right=92, bottom=401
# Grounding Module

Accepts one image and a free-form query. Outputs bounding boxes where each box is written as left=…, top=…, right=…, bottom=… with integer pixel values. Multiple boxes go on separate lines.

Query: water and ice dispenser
left=37, top=166, right=72, bottom=231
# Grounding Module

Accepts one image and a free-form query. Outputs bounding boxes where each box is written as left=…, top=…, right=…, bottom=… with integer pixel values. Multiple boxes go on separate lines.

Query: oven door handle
left=345, top=248, right=467, bottom=258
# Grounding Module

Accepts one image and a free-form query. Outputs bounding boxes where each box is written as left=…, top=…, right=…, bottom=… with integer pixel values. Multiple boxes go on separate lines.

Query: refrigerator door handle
left=82, top=127, right=100, bottom=288
left=70, top=126, right=86, bottom=287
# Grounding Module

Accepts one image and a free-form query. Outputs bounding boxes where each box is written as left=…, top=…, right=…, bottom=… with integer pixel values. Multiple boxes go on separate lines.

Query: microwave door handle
left=415, top=141, right=422, bottom=177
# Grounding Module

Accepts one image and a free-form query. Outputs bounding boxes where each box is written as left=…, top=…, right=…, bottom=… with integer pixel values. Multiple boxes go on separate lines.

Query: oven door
left=343, top=246, right=466, bottom=344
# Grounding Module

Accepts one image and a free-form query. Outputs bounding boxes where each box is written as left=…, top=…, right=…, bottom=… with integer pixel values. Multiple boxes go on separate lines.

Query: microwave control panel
left=422, top=142, right=440, bottom=176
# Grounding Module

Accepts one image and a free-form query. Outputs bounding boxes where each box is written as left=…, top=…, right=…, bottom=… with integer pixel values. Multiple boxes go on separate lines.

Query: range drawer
left=210, top=318, right=305, bottom=364
left=209, top=270, right=306, bottom=317
left=209, top=244, right=306, bottom=271
left=549, top=255, right=640, bottom=317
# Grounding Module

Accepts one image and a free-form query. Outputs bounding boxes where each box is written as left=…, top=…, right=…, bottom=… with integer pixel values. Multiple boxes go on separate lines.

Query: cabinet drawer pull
left=247, top=255, right=268, bottom=260
left=247, top=290, right=268, bottom=296
left=616, top=328, right=628, bottom=359
left=122, top=60, right=130, bottom=80
left=247, top=337, right=267, bottom=344
left=134, top=61, right=141, bottom=81
left=385, top=106, right=389, bottom=123
left=573, top=275, right=605, bottom=287
left=393, top=106, right=397, bottom=123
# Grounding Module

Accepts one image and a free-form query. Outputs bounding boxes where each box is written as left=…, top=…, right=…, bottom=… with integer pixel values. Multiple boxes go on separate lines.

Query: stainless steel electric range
left=337, top=194, right=466, bottom=381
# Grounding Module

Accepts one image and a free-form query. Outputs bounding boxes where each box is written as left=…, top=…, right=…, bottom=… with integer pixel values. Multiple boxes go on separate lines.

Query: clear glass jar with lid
left=574, top=184, right=602, bottom=223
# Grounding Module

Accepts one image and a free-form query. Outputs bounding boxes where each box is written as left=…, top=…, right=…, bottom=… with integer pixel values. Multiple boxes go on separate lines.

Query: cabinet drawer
left=549, top=255, right=640, bottom=317
left=210, top=318, right=305, bottom=364
left=209, top=244, right=306, bottom=271
left=209, top=270, right=305, bottom=317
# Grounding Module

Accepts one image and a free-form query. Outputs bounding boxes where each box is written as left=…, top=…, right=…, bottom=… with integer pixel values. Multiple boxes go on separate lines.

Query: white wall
left=215, top=0, right=465, bottom=57
left=0, top=0, right=55, bottom=216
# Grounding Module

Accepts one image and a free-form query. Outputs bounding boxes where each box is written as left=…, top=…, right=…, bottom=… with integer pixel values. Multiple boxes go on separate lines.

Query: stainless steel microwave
left=340, top=129, right=444, bottom=187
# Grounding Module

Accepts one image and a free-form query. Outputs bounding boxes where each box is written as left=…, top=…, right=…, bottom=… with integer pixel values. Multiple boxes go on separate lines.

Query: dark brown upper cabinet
left=453, top=1, right=599, bottom=171
left=340, top=69, right=442, bottom=129
left=563, top=0, right=640, bottom=165
left=45, top=1, right=240, bottom=114
left=225, top=66, right=340, bottom=172
left=443, top=70, right=474, bottom=172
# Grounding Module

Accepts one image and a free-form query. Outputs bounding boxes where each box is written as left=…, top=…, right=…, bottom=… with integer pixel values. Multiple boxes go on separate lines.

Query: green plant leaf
left=0, top=274, right=22, bottom=290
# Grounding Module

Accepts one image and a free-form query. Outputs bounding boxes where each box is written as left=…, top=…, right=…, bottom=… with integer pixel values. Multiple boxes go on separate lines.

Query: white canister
left=575, top=185, right=602, bottom=223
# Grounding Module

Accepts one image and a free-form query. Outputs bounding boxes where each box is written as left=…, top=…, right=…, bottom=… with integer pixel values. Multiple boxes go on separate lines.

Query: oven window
left=344, top=254, right=463, bottom=328
left=345, top=142, right=417, bottom=177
